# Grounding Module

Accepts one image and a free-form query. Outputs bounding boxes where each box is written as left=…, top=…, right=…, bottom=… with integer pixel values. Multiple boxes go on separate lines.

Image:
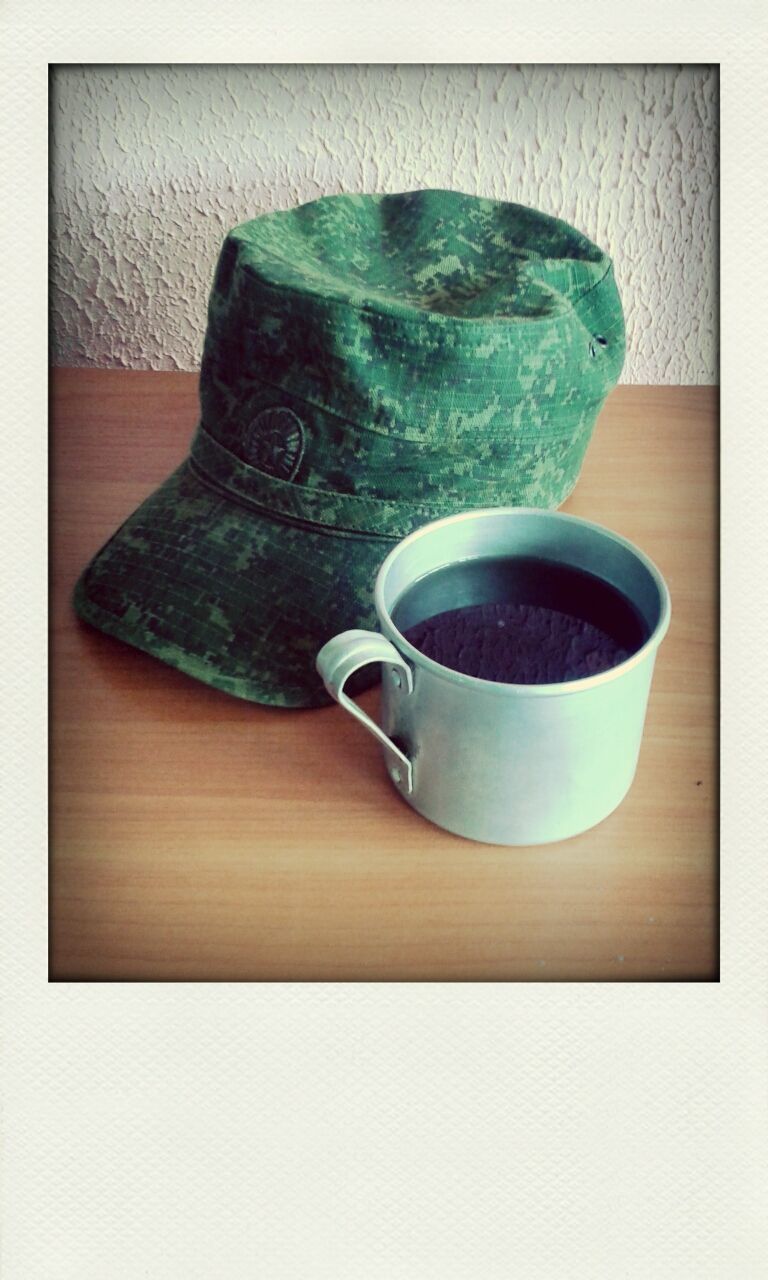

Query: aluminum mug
left=316, top=508, right=671, bottom=846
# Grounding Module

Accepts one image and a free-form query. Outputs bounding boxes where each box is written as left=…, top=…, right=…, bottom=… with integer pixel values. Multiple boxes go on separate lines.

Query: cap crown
left=197, top=189, right=624, bottom=516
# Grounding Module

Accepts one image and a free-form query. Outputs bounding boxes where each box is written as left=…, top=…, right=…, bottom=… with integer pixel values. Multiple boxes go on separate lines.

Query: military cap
left=73, top=188, right=625, bottom=707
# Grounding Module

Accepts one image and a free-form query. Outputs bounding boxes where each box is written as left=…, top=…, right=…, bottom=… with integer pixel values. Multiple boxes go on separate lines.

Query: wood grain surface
left=51, top=370, right=718, bottom=981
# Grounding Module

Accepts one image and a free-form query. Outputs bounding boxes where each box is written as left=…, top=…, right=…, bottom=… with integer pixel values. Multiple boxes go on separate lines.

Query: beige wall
left=51, top=64, right=718, bottom=383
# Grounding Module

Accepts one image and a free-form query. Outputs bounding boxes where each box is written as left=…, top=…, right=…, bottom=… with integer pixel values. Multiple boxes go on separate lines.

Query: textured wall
left=50, top=64, right=718, bottom=383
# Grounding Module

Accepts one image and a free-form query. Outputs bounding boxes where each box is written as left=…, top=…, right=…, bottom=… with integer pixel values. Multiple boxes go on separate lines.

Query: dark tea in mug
left=390, top=555, right=649, bottom=684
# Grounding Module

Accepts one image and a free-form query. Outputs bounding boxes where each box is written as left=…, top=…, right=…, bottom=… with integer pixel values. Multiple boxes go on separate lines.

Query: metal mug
left=316, top=508, right=671, bottom=846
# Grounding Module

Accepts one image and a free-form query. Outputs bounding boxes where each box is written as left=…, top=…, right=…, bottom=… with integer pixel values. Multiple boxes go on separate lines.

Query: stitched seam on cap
left=237, top=257, right=614, bottom=334
left=191, top=427, right=533, bottom=524
left=187, top=457, right=404, bottom=541
left=204, top=366, right=610, bottom=448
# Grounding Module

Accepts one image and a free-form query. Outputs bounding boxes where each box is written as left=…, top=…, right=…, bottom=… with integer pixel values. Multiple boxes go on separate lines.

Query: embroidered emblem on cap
left=244, top=407, right=305, bottom=480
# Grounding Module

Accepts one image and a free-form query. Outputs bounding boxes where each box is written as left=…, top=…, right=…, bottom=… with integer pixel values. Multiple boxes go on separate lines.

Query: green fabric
left=74, top=188, right=625, bottom=707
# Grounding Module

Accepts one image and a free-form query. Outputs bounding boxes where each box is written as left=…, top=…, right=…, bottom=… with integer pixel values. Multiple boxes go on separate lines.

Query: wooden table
left=51, top=370, right=717, bottom=981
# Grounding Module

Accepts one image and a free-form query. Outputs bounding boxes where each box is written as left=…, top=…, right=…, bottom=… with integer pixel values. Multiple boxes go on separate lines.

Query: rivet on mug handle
left=316, top=630, right=414, bottom=793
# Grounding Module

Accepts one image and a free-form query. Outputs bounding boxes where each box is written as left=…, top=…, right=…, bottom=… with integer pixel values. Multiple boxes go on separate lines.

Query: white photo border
left=2, top=2, right=766, bottom=1275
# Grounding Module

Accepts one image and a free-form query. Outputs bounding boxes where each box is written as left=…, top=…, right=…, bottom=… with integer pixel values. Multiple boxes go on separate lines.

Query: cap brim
left=73, top=460, right=394, bottom=707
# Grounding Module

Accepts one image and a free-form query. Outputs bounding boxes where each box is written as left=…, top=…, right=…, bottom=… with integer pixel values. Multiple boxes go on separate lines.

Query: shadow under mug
left=316, top=507, right=671, bottom=846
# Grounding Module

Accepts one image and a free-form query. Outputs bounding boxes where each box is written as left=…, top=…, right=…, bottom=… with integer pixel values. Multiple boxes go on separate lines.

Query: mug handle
left=316, top=629, right=414, bottom=794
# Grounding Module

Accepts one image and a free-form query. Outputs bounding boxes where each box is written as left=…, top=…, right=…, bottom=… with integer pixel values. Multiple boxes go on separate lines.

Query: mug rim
left=374, top=506, right=672, bottom=697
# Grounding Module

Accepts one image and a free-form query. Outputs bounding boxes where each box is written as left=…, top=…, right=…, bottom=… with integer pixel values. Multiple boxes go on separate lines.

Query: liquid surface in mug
left=390, top=555, right=649, bottom=684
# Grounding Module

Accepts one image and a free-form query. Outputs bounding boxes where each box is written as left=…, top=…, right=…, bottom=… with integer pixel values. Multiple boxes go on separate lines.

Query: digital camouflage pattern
left=74, top=188, right=625, bottom=707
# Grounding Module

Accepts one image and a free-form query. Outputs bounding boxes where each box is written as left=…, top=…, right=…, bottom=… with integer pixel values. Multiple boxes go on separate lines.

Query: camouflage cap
left=73, top=188, right=625, bottom=707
